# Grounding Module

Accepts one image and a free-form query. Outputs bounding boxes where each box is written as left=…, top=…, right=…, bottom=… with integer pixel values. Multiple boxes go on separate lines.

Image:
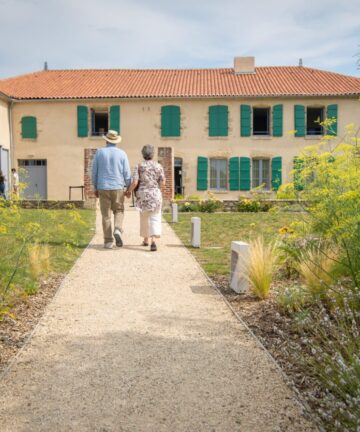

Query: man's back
left=92, top=145, right=131, bottom=191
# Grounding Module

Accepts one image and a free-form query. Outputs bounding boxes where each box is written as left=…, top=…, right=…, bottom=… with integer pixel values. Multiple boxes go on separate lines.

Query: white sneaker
left=113, top=229, right=123, bottom=247
left=104, top=242, right=113, bottom=249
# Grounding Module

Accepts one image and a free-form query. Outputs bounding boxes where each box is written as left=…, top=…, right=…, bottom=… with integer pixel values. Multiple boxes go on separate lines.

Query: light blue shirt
left=91, top=144, right=132, bottom=190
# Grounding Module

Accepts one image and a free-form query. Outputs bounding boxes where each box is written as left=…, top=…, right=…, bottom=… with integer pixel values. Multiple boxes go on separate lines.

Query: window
left=306, top=107, right=324, bottom=135
left=210, top=159, right=227, bottom=191
left=18, top=159, right=47, bottom=166
left=253, top=108, right=270, bottom=135
left=252, top=159, right=270, bottom=189
left=91, top=109, right=108, bottom=136
left=208, top=105, right=228, bottom=137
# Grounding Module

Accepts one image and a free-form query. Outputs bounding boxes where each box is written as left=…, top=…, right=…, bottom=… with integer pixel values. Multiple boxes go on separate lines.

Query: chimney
left=234, top=56, right=255, bottom=74
left=298, top=58, right=303, bottom=67
left=44, top=61, right=48, bottom=71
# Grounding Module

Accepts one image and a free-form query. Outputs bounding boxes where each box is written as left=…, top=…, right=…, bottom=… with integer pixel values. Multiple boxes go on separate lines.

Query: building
left=0, top=92, right=11, bottom=197
left=0, top=57, right=359, bottom=201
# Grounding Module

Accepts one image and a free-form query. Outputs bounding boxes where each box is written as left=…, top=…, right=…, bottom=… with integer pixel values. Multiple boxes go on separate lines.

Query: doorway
left=174, top=157, right=183, bottom=196
left=18, top=159, right=47, bottom=199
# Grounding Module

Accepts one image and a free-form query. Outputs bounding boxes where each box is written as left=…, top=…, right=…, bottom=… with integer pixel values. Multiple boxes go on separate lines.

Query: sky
left=0, top=0, right=359, bottom=79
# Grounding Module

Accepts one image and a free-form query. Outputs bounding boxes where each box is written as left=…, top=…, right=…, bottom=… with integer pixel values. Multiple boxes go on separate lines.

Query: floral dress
left=132, top=160, right=165, bottom=212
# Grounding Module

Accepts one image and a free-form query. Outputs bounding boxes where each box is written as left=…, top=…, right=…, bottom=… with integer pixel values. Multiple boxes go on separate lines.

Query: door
left=174, top=157, right=183, bottom=195
left=0, top=146, right=10, bottom=197
left=18, top=159, right=47, bottom=199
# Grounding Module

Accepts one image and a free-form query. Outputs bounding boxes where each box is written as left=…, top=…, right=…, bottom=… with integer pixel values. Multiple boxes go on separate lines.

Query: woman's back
left=138, top=160, right=163, bottom=190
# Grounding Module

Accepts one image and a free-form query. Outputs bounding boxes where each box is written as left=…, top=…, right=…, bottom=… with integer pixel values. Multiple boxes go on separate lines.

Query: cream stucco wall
left=0, top=97, right=10, bottom=151
left=11, top=97, right=360, bottom=200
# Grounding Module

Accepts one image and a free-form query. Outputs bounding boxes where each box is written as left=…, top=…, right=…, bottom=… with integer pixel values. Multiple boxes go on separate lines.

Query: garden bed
left=0, top=206, right=95, bottom=373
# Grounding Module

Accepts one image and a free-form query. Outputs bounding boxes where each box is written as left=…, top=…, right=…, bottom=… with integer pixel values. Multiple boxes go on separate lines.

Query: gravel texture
left=0, top=207, right=316, bottom=432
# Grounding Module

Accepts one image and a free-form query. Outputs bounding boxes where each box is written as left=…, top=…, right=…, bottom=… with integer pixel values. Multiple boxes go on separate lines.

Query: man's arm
left=91, top=152, right=98, bottom=197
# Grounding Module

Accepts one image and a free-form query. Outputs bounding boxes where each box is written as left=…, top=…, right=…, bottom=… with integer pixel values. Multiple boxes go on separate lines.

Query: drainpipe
left=8, top=100, right=14, bottom=167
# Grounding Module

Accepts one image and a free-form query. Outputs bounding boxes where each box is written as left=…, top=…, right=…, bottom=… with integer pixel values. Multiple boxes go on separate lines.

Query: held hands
left=125, top=191, right=131, bottom=199
left=95, top=190, right=99, bottom=198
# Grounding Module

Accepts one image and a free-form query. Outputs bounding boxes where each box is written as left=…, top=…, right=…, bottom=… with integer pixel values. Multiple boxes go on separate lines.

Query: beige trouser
left=140, top=210, right=162, bottom=239
left=98, top=190, right=125, bottom=243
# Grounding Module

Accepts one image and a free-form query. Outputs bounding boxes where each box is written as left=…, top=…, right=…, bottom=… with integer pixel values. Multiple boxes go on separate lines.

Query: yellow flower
left=0, top=225, right=7, bottom=234
left=249, top=223, right=256, bottom=229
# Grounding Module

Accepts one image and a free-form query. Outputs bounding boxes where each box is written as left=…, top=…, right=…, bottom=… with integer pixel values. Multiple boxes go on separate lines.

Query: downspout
left=8, top=99, right=14, bottom=167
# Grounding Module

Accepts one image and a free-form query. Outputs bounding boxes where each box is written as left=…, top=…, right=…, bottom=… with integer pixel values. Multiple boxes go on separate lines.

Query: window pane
left=253, top=108, right=270, bottom=135
left=262, top=160, right=270, bottom=190
left=210, top=159, right=218, bottom=189
left=219, top=159, right=227, bottom=190
left=92, top=110, right=109, bottom=136
left=307, top=108, right=324, bottom=135
left=210, top=159, right=227, bottom=190
left=252, top=159, right=260, bottom=188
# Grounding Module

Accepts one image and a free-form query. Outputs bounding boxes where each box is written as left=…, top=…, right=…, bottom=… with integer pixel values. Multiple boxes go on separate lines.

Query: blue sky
left=0, top=0, right=359, bottom=79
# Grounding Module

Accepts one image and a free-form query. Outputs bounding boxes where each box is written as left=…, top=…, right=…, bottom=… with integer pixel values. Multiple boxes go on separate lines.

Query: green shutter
left=77, top=106, right=88, bottom=137
left=209, top=105, right=228, bottom=137
left=293, top=156, right=304, bottom=191
left=326, top=104, right=338, bottom=136
left=161, top=105, right=180, bottom=137
left=209, top=106, right=217, bottom=136
left=271, top=156, right=282, bottom=191
left=109, top=105, right=120, bottom=133
left=294, top=105, right=305, bottom=137
left=197, top=157, right=208, bottom=191
left=272, top=104, right=283, bottom=137
left=240, top=105, right=251, bottom=137
left=171, top=105, right=180, bottom=137
left=21, top=116, right=37, bottom=139
left=229, top=157, right=240, bottom=191
left=240, top=157, right=251, bottom=190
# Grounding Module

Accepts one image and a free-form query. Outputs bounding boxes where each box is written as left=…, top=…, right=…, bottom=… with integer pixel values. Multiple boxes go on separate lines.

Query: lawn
left=0, top=207, right=95, bottom=308
left=164, top=211, right=301, bottom=276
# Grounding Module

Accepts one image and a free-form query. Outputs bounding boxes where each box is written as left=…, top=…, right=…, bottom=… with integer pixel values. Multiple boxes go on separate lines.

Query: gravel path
left=0, top=207, right=316, bottom=432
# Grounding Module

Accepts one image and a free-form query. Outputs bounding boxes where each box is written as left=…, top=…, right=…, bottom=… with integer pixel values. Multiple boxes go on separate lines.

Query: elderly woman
left=127, top=145, right=165, bottom=251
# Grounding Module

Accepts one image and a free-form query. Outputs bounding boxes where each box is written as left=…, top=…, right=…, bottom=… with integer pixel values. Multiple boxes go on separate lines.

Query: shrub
left=174, top=194, right=185, bottom=201
left=186, top=194, right=201, bottom=201
left=197, top=199, right=223, bottom=213
left=294, top=138, right=360, bottom=289
left=276, top=183, right=296, bottom=199
left=236, top=198, right=261, bottom=212
left=246, top=237, right=278, bottom=299
left=180, top=202, right=198, bottom=212
left=301, top=299, right=360, bottom=431
left=276, top=284, right=308, bottom=313
left=297, top=247, right=337, bottom=300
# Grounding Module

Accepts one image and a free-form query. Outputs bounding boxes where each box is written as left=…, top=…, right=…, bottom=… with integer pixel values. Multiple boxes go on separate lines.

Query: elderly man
left=92, top=130, right=131, bottom=249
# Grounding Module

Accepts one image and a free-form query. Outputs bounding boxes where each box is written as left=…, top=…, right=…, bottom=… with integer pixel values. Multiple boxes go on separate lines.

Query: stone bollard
left=230, top=241, right=250, bottom=293
left=191, top=217, right=201, bottom=248
left=171, top=203, right=178, bottom=223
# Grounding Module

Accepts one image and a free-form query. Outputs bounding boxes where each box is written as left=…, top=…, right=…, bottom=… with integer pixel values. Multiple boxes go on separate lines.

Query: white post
left=171, top=203, right=178, bottom=223
left=191, top=217, right=201, bottom=248
left=230, top=241, right=250, bottom=293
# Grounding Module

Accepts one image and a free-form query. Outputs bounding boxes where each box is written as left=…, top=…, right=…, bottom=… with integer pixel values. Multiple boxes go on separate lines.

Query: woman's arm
left=126, top=179, right=138, bottom=195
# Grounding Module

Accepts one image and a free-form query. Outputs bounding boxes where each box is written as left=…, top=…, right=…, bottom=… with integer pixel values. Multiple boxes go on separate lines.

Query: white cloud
left=0, top=0, right=359, bottom=78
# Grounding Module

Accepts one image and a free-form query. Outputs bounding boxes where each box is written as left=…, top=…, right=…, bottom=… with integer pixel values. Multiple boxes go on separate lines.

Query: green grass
left=164, top=212, right=301, bottom=276
left=0, top=208, right=95, bottom=307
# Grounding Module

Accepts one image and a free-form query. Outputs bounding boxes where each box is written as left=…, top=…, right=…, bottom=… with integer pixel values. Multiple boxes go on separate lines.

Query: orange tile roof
left=0, top=67, right=359, bottom=100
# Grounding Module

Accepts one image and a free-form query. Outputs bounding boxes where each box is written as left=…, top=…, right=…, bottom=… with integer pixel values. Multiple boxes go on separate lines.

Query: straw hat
left=103, top=130, right=122, bottom=144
